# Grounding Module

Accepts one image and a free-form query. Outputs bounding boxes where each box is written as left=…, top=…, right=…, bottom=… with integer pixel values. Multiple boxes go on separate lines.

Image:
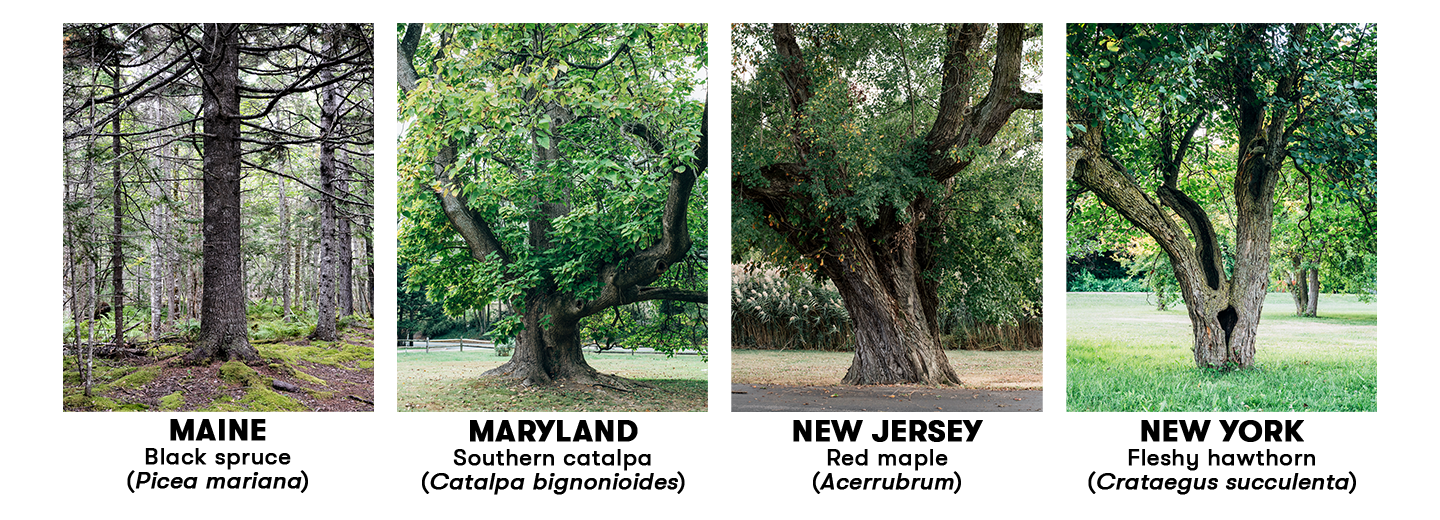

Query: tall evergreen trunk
left=312, top=24, right=341, bottom=341
left=363, top=212, right=373, bottom=316
left=189, top=23, right=259, bottom=363
left=110, top=63, right=125, bottom=348
left=279, top=176, right=293, bottom=321
left=336, top=150, right=353, bottom=318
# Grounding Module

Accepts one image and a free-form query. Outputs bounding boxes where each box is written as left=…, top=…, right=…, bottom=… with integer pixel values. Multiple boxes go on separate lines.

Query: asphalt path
left=731, top=384, right=1041, bottom=412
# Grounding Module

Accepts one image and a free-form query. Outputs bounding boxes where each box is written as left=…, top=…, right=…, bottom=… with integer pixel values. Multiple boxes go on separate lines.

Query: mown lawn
left=398, top=350, right=707, bottom=412
left=1067, top=292, right=1376, bottom=412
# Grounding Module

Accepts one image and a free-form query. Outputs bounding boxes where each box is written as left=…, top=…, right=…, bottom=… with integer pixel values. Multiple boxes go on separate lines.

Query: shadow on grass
left=401, top=376, right=705, bottom=412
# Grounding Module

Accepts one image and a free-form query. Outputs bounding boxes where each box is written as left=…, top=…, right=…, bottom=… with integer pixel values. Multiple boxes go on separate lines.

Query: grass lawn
left=1067, top=292, right=1376, bottom=412
left=398, top=351, right=707, bottom=412
left=732, top=349, right=1041, bottom=389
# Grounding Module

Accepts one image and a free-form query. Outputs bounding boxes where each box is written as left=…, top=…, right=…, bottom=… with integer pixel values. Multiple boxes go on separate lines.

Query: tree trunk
left=822, top=226, right=960, bottom=385
left=1289, top=265, right=1309, bottom=316
left=278, top=176, right=293, bottom=321
left=110, top=62, right=125, bottom=348
left=311, top=24, right=341, bottom=341
left=189, top=23, right=259, bottom=363
left=1305, top=267, right=1319, bottom=317
left=336, top=149, right=354, bottom=318
left=481, top=292, right=619, bottom=387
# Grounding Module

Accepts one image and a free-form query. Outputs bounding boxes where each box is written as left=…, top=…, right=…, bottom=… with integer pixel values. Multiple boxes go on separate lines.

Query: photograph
left=395, top=23, right=709, bottom=412
left=61, top=23, right=376, bottom=412
left=1065, top=23, right=1377, bottom=411
left=730, top=23, right=1043, bottom=411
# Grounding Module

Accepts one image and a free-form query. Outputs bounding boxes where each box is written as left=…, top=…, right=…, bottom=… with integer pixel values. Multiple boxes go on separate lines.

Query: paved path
left=731, top=384, right=1041, bottom=412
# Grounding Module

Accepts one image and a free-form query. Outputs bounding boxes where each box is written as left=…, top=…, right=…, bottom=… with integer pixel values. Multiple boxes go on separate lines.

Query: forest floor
left=63, top=325, right=374, bottom=412
left=398, top=350, right=707, bottom=412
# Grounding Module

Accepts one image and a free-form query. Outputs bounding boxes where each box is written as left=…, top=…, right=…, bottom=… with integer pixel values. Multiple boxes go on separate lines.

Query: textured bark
left=278, top=176, right=293, bottom=321
left=189, top=23, right=259, bottom=363
left=312, top=23, right=341, bottom=341
left=110, top=63, right=125, bottom=348
left=336, top=148, right=354, bottom=318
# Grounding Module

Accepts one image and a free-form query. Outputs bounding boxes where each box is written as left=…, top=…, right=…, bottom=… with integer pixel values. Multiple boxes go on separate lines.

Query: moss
left=94, top=364, right=138, bottom=382
left=259, top=342, right=373, bottom=369
left=306, top=390, right=335, bottom=400
left=219, top=361, right=268, bottom=387
left=114, top=402, right=150, bottom=412
left=159, top=391, right=185, bottom=410
left=241, top=386, right=307, bottom=412
left=111, top=366, right=161, bottom=389
left=63, top=392, right=119, bottom=411
left=197, top=396, right=247, bottom=412
left=293, top=368, right=326, bottom=386
left=151, top=344, right=189, bottom=358
left=269, top=360, right=328, bottom=386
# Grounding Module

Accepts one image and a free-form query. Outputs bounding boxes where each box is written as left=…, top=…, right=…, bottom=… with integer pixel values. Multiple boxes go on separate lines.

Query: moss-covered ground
left=62, top=321, right=373, bottom=412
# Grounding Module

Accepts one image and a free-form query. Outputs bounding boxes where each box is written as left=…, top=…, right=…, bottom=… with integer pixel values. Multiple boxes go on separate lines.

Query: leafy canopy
left=398, top=23, right=707, bottom=322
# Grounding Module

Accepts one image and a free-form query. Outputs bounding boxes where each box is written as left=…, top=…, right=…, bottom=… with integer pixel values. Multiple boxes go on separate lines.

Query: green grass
left=1067, top=292, right=1376, bottom=412
left=398, top=351, right=707, bottom=412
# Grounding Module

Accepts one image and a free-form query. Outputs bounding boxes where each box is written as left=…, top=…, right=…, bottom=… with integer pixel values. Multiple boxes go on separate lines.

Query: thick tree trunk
left=189, top=23, right=259, bottom=363
left=481, top=292, right=621, bottom=387
left=822, top=227, right=961, bottom=385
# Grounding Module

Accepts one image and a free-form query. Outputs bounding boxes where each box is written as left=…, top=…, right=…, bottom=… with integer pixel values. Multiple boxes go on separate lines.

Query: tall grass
left=1067, top=292, right=1377, bottom=412
left=731, top=269, right=852, bottom=351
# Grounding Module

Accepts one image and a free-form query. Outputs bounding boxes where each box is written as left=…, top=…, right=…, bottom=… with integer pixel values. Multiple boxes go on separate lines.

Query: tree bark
left=1305, top=267, right=1319, bottom=317
left=189, top=23, right=259, bottom=363
left=278, top=175, right=293, bottom=321
left=311, top=23, right=341, bottom=341
left=110, top=62, right=125, bottom=348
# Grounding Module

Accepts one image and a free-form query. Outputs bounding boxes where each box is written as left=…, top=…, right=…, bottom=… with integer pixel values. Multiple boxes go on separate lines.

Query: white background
left=5, top=3, right=1433, bottom=518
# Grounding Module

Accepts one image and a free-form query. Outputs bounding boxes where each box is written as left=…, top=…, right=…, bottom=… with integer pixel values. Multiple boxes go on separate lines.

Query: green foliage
left=398, top=24, right=707, bottom=336
left=1067, top=269, right=1147, bottom=293
left=732, top=24, right=1042, bottom=336
left=1068, top=24, right=1377, bottom=314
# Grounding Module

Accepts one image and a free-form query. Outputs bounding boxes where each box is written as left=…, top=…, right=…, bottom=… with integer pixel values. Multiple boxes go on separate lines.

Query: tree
left=1066, top=23, right=1376, bottom=370
left=397, top=23, right=707, bottom=387
left=733, top=23, right=1042, bottom=385
left=63, top=23, right=375, bottom=363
